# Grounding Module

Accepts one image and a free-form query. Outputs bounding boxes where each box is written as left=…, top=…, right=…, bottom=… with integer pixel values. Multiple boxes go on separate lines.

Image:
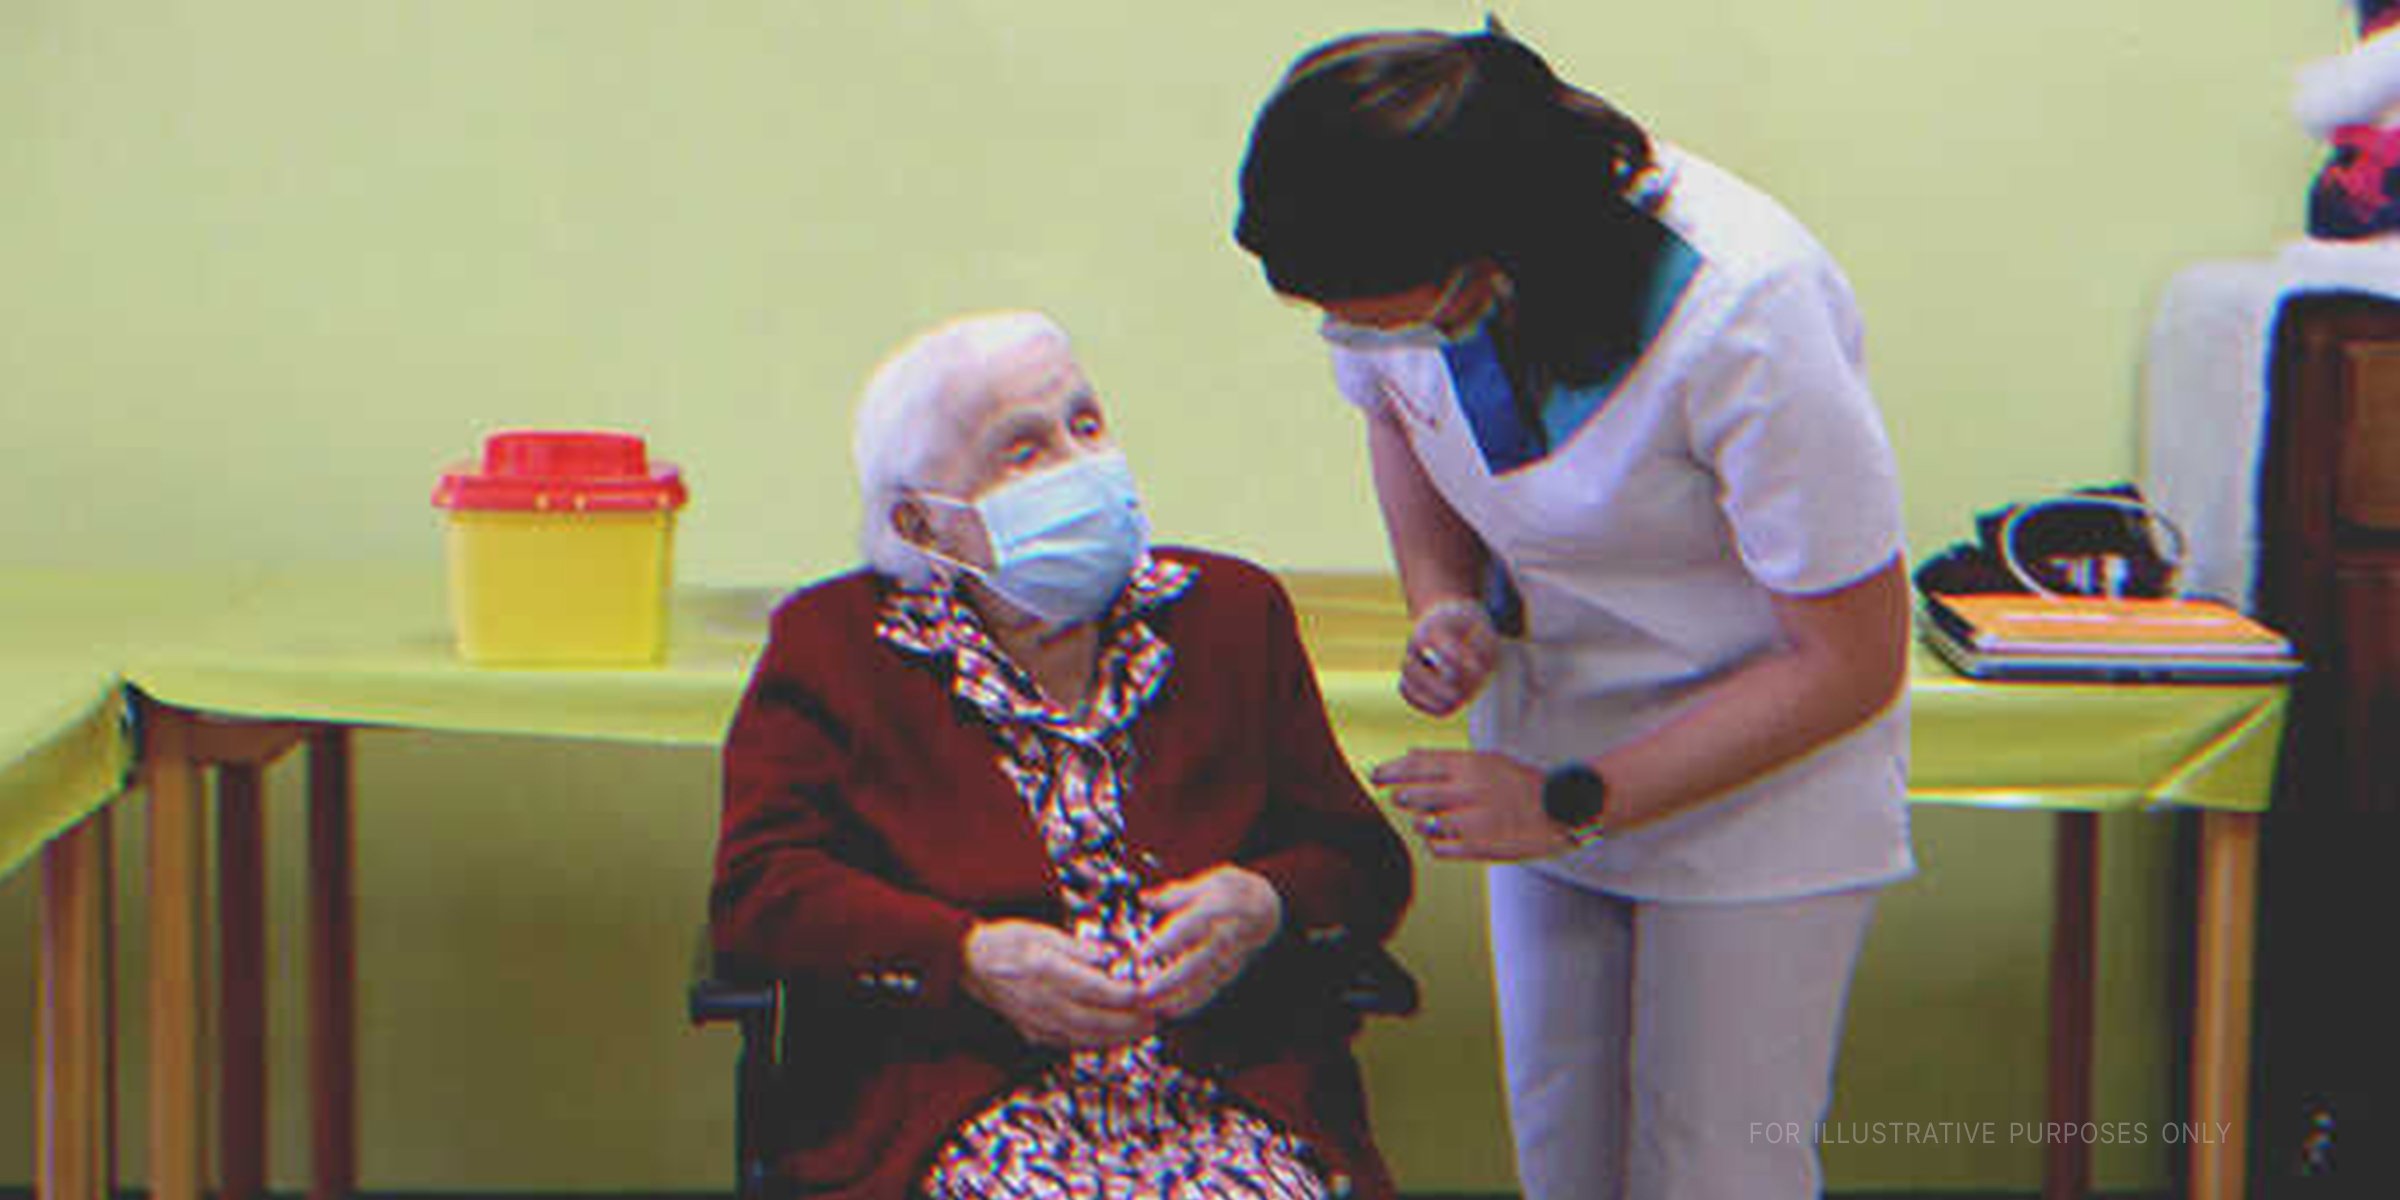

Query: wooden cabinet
left=2258, top=291, right=2400, bottom=814
left=2245, top=290, right=2400, bottom=1197
left=2330, top=558, right=2400, bottom=806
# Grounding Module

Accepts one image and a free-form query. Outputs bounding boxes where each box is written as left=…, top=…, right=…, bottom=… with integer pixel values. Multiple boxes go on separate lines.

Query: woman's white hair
left=853, top=310, right=1074, bottom=584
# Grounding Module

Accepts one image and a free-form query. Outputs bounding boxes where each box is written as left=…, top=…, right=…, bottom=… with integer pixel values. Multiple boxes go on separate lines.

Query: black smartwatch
left=1541, top=762, right=1610, bottom=846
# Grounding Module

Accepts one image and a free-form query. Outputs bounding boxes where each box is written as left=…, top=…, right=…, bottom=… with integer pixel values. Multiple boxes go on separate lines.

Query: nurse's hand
left=1401, top=599, right=1499, bottom=717
left=1372, top=749, right=1571, bottom=862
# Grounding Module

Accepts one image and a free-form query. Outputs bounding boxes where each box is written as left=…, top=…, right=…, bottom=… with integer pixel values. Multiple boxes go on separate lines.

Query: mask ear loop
left=901, top=491, right=993, bottom=588
left=1320, top=263, right=1484, bottom=347
left=903, top=499, right=1078, bottom=630
left=1998, top=493, right=2189, bottom=600
left=1441, top=263, right=1514, bottom=339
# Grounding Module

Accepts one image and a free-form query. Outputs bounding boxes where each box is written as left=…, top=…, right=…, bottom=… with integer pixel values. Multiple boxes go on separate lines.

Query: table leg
left=2046, top=811, right=2099, bottom=1200
left=2190, top=810, right=2259, bottom=1200
left=38, top=807, right=115, bottom=1200
left=143, top=705, right=208, bottom=1200
left=308, top=726, right=358, bottom=1200
left=219, top=763, right=268, bottom=1200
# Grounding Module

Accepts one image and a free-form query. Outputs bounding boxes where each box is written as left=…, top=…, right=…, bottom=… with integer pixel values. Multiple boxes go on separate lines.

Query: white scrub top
left=1328, top=146, right=1915, bottom=902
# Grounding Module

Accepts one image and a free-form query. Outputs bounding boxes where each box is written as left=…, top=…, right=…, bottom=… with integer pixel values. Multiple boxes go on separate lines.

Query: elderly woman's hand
left=1135, top=866, right=1284, bottom=1020
left=962, top=920, right=1156, bottom=1049
left=1401, top=598, right=1499, bottom=717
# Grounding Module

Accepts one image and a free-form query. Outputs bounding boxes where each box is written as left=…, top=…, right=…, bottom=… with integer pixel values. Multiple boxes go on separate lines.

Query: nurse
left=1232, top=25, right=1916, bottom=1200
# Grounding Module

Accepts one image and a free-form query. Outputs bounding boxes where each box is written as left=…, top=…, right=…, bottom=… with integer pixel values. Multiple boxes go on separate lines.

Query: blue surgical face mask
left=916, top=450, right=1150, bottom=627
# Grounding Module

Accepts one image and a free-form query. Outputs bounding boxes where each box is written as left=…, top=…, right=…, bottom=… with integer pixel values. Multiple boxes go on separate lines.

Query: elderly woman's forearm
left=712, top=844, right=983, bottom=1005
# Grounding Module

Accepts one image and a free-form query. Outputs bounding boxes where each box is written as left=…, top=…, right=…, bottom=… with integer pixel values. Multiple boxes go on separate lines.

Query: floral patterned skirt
left=920, top=1043, right=1326, bottom=1199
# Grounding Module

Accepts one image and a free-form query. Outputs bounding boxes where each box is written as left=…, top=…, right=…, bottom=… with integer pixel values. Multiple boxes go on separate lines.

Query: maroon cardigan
left=712, top=548, right=1414, bottom=1199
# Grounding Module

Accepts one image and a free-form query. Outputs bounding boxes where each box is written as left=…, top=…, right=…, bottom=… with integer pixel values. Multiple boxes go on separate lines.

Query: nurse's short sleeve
left=1326, top=346, right=1392, bottom=417
left=1683, top=261, right=1904, bottom=595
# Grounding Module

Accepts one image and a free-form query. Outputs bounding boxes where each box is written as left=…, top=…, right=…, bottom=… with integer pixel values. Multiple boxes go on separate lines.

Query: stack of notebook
left=1919, top=592, right=2302, bottom=682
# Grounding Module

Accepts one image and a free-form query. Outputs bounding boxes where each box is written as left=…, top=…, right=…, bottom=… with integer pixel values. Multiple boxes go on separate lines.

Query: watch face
left=1544, top=765, right=1607, bottom=826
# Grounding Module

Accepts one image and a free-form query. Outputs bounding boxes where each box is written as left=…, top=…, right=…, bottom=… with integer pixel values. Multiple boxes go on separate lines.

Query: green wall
left=0, top=1, right=2345, bottom=1192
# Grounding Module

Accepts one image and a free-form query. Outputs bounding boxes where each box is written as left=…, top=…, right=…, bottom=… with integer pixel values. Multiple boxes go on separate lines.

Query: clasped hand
left=962, top=865, right=1282, bottom=1049
left=1400, top=597, right=1500, bottom=717
left=1383, top=599, right=1570, bottom=861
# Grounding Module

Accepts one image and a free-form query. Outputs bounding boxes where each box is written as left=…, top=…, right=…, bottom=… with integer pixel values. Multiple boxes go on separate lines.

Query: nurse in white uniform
left=1234, top=25, right=1916, bottom=1200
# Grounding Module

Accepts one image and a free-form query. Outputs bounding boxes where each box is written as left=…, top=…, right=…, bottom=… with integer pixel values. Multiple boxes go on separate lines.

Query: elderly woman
left=711, top=310, right=1414, bottom=1200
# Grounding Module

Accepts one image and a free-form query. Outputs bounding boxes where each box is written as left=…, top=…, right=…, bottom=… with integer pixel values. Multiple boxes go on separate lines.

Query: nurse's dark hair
left=1234, top=20, right=1666, bottom=387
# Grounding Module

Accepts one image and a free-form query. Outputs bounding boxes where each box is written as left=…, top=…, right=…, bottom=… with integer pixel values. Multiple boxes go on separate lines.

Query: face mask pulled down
left=916, top=451, right=1150, bottom=627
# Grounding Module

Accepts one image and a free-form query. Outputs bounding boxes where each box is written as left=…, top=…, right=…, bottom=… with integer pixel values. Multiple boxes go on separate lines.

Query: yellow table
left=4, top=569, right=2283, bottom=1200
left=0, top=570, right=285, bottom=1199
left=4, top=671, right=130, bottom=1200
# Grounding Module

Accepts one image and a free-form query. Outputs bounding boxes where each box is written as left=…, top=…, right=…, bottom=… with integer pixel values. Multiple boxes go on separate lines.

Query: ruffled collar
left=874, top=555, right=1195, bottom=737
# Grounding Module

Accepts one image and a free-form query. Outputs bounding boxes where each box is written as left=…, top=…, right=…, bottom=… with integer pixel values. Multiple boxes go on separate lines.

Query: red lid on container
left=432, top=430, right=689, bottom=513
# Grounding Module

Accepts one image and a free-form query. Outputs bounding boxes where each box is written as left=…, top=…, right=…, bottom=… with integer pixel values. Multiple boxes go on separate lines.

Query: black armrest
left=691, top=927, right=1415, bottom=1028
left=688, top=933, right=781, bottom=1029
left=687, top=927, right=785, bottom=1200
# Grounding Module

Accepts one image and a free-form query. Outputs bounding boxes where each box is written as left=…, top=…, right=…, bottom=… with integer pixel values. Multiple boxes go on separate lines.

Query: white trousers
left=1486, top=866, right=1882, bottom=1200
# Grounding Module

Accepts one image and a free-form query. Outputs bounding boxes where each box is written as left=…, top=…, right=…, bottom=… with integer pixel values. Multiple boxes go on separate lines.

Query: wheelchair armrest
left=687, top=928, right=781, bottom=1051
left=690, top=925, right=1413, bottom=1022
left=689, top=963, right=780, bottom=1025
left=689, top=927, right=786, bottom=1199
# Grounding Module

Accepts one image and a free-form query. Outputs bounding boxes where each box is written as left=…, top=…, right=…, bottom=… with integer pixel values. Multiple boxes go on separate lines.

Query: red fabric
left=712, top=548, right=1413, bottom=1200
left=2312, top=123, right=2400, bottom=238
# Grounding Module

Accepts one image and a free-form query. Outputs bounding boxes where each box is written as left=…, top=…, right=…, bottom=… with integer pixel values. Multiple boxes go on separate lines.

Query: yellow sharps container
left=431, top=430, right=690, bottom=665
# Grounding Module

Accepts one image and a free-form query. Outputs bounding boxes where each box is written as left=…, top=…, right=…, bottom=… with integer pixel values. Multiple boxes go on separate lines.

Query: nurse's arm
left=1364, top=403, right=1487, bottom=612
left=1586, top=556, right=1910, bottom=834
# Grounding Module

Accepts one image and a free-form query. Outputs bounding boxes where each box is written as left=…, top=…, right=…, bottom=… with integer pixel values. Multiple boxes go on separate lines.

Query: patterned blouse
left=877, top=557, right=1328, bottom=1200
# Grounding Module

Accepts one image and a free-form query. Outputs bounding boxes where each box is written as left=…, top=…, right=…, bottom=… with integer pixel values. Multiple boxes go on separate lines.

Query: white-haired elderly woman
left=712, top=311, right=1414, bottom=1200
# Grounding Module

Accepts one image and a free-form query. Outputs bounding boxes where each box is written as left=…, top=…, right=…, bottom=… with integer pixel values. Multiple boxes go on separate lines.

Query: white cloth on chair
left=2141, top=240, right=2400, bottom=610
